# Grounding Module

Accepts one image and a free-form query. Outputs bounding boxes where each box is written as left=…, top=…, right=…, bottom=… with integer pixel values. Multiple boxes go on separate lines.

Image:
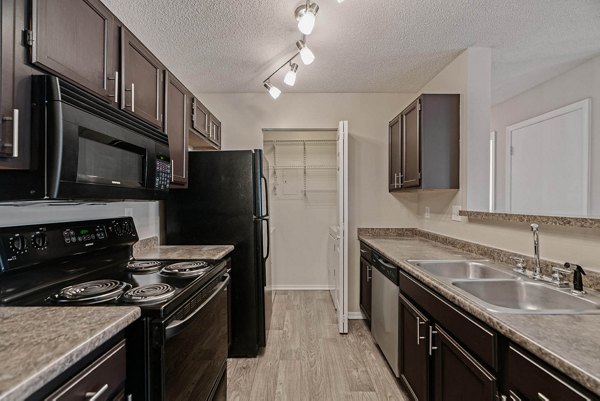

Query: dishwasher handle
left=374, top=256, right=399, bottom=285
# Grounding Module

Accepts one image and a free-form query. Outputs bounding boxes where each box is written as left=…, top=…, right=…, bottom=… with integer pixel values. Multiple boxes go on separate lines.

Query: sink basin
left=409, top=260, right=515, bottom=280
left=453, top=280, right=600, bottom=314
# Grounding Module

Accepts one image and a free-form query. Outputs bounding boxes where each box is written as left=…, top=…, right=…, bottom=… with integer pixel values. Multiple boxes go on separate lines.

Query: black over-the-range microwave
left=0, top=75, right=171, bottom=201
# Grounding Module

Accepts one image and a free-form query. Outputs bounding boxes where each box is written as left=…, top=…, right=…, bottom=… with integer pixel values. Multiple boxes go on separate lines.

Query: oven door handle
left=165, top=274, right=230, bottom=340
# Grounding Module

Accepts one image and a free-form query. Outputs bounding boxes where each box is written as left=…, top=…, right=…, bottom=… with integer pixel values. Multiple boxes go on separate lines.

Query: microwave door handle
left=165, top=274, right=230, bottom=340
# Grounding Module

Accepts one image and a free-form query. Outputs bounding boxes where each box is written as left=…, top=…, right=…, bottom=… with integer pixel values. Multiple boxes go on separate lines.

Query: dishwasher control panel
left=373, top=253, right=399, bottom=285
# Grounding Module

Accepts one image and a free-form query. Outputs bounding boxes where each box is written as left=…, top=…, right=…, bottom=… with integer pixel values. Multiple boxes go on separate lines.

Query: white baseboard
left=272, top=285, right=334, bottom=291
left=348, top=311, right=366, bottom=320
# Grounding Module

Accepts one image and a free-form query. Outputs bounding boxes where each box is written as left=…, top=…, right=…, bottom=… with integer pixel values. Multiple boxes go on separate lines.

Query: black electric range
left=0, top=217, right=229, bottom=401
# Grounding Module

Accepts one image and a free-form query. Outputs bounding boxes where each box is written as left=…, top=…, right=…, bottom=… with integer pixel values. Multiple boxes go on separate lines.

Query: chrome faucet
left=530, top=223, right=542, bottom=279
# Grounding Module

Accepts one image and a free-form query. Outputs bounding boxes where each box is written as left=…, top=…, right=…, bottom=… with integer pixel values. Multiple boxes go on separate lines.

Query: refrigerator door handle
left=263, top=217, right=270, bottom=262
left=261, top=174, right=270, bottom=218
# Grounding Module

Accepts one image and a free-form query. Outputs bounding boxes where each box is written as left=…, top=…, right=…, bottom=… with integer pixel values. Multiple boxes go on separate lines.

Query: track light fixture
left=296, top=40, right=315, bottom=65
left=262, top=0, right=346, bottom=99
left=264, top=82, right=281, bottom=99
left=284, top=63, right=299, bottom=86
left=295, top=1, right=320, bottom=35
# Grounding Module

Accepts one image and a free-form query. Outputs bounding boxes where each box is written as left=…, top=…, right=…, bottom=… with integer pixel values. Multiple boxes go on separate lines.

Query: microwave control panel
left=155, top=159, right=171, bottom=190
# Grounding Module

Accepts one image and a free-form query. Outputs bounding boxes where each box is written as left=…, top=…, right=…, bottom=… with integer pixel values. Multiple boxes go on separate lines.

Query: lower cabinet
left=399, top=293, right=496, bottom=401
left=359, top=256, right=372, bottom=321
left=45, top=340, right=127, bottom=401
left=432, top=325, right=497, bottom=401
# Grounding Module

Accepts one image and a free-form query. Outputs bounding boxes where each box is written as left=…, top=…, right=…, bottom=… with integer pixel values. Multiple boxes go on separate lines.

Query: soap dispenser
left=564, top=262, right=586, bottom=295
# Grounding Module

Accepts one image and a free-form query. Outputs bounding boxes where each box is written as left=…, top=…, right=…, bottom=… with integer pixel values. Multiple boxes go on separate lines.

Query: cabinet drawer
left=359, top=242, right=373, bottom=263
left=399, top=270, right=497, bottom=370
left=506, top=345, right=593, bottom=401
left=46, top=340, right=126, bottom=401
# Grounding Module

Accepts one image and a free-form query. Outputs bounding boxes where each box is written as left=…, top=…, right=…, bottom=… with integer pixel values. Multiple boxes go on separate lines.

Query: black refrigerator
left=165, top=150, right=271, bottom=357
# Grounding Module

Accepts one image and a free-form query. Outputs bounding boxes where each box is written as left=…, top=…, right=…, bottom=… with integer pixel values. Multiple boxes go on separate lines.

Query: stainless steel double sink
left=407, top=260, right=600, bottom=314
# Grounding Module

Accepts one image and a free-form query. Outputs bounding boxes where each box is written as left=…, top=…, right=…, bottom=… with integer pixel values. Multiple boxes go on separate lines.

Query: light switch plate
left=424, top=207, right=431, bottom=218
left=451, top=205, right=462, bottom=222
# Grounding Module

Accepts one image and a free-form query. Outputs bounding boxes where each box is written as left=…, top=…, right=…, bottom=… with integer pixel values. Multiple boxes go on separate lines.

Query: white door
left=336, top=121, right=349, bottom=334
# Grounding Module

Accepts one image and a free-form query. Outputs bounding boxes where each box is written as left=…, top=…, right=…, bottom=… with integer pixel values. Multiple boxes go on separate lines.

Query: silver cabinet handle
left=394, top=173, right=398, bottom=188
left=416, top=316, right=426, bottom=345
left=366, top=265, right=372, bottom=282
left=85, top=383, right=109, bottom=401
left=537, top=393, right=549, bottom=401
left=170, top=159, right=174, bottom=181
left=508, top=391, right=522, bottom=401
left=428, top=326, right=438, bottom=356
left=125, top=83, right=135, bottom=111
left=107, top=71, right=119, bottom=103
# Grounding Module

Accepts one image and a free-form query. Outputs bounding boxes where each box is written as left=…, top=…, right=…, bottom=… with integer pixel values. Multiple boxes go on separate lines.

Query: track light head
left=284, top=63, right=299, bottom=86
left=295, top=2, right=319, bottom=35
left=296, top=40, right=315, bottom=65
left=264, top=82, right=281, bottom=99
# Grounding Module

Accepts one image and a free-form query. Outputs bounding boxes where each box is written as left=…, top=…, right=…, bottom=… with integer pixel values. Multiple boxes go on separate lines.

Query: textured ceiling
left=100, top=0, right=600, bottom=103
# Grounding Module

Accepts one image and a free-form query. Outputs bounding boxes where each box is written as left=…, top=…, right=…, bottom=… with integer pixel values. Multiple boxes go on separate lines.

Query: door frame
left=337, top=120, right=349, bottom=334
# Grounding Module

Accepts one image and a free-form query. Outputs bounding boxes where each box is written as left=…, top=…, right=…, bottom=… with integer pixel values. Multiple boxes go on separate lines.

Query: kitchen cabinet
left=359, top=253, right=372, bottom=322
left=0, top=0, right=34, bottom=170
left=399, top=293, right=430, bottom=401
left=389, top=94, right=460, bottom=192
left=165, top=71, right=189, bottom=187
left=45, top=340, right=127, bottom=401
left=433, top=325, right=497, bottom=401
left=190, top=97, right=221, bottom=150
left=388, top=115, right=401, bottom=191
left=30, top=0, right=119, bottom=104
left=121, top=28, right=165, bottom=127
left=504, top=345, right=593, bottom=401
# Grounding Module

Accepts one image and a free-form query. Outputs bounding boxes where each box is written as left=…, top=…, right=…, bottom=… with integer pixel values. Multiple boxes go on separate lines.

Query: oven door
left=158, top=273, right=230, bottom=401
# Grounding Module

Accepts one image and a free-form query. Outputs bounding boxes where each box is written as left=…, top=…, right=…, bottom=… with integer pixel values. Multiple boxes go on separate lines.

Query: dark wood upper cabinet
left=189, top=97, right=221, bottom=150
left=121, top=28, right=164, bottom=127
left=0, top=0, right=34, bottom=171
left=389, top=94, right=459, bottom=192
left=402, top=99, right=421, bottom=188
left=388, top=115, right=401, bottom=190
left=165, top=72, right=189, bottom=187
left=30, top=0, right=118, bottom=103
left=399, top=293, right=430, bottom=401
left=433, top=325, right=497, bottom=401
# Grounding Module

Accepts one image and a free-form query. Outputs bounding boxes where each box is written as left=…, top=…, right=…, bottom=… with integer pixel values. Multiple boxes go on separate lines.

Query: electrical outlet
left=424, top=207, right=431, bottom=218
left=451, top=205, right=462, bottom=222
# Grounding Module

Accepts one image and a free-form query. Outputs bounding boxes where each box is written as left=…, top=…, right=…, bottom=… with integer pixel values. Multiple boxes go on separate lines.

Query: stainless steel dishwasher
left=371, top=253, right=400, bottom=377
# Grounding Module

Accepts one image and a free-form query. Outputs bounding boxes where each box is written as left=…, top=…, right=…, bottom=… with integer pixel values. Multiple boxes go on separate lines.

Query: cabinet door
left=433, top=325, right=497, bottom=401
left=389, top=115, right=401, bottom=191
left=192, top=97, right=210, bottom=137
left=359, top=257, right=372, bottom=320
left=121, top=28, right=164, bottom=127
left=209, top=114, right=222, bottom=148
left=165, top=72, right=188, bottom=186
left=399, top=293, right=430, bottom=401
left=31, top=0, right=118, bottom=103
left=505, top=345, right=593, bottom=401
left=402, top=99, right=421, bottom=188
left=0, top=0, right=16, bottom=161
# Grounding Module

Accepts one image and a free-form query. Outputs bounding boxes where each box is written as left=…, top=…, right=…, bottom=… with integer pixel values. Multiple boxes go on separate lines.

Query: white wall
left=491, top=54, right=600, bottom=215
left=200, top=92, right=419, bottom=313
left=416, top=49, right=600, bottom=273
left=0, top=201, right=160, bottom=239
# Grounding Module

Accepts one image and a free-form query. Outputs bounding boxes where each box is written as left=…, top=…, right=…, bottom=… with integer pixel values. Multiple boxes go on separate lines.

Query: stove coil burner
left=125, top=260, right=163, bottom=273
left=122, top=284, right=176, bottom=303
left=50, top=279, right=131, bottom=304
left=160, top=261, right=211, bottom=277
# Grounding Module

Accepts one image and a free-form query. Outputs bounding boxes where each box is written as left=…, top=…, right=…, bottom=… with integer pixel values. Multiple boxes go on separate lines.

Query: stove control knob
left=10, top=234, right=28, bottom=252
left=32, top=233, right=47, bottom=249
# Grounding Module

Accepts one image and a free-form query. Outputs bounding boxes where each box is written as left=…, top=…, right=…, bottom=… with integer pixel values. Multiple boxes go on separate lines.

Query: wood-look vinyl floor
left=227, top=291, right=409, bottom=401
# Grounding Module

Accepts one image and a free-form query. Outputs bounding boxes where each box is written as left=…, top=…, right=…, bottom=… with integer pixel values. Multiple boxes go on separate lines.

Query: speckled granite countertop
left=0, top=307, right=140, bottom=401
left=132, top=236, right=234, bottom=260
left=358, top=234, right=600, bottom=396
